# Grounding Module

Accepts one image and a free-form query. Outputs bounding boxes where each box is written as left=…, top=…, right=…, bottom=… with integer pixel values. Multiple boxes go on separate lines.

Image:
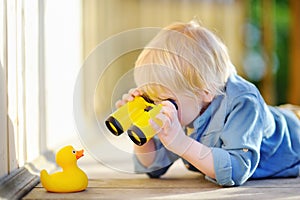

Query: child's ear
left=199, top=90, right=214, bottom=103
left=204, top=92, right=214, bottom=103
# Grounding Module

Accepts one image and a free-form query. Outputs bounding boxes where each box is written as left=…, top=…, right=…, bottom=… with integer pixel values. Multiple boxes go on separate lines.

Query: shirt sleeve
left=211, top=94, right=263, bottom=186
left=133, top=136, right=179, bottom=178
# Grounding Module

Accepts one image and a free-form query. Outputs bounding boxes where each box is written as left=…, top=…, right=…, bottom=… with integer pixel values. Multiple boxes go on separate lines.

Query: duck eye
left=72, top=150, right=76, bottom=154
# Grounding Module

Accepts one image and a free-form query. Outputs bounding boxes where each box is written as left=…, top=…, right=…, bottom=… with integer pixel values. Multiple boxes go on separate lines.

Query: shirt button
left=243, top=148, right=249, bottom=152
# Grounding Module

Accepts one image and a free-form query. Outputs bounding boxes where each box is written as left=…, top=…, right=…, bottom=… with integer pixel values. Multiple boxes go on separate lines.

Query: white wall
left=0, top=0, right=83, bottom=179
left=43, top=0, right=82, bottom=149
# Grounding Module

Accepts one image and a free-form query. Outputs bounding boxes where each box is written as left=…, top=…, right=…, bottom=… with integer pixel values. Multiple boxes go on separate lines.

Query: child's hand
left=115, top=88, right=143, bottom=108
left=150, top=101, right=192, bottom=156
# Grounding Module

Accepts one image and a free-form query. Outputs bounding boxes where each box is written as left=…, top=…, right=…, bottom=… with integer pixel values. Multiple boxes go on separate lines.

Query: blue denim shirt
left=133, top=74, right=300, bottom=186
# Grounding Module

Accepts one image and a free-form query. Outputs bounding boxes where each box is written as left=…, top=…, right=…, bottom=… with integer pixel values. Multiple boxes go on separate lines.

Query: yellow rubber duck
left=40, top=145, right=88, bottom=193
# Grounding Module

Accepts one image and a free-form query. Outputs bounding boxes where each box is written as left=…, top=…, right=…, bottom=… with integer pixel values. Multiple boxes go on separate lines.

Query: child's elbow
left=216, top=175, right=248, bottom=187
left=214, top=168, right=251, bottom=186
left=231, top=177, right=248, bottom=186
left=229, top=169, right=252, bottom=186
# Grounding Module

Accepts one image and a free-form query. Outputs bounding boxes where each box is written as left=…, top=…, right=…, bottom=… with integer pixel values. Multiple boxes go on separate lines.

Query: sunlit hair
left=134, top=20, right=236, bottom=101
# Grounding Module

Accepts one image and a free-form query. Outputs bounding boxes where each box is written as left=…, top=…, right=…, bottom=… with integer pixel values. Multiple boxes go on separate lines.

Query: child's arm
left=153, top=121, right=216, bottom=179
left=150, top=101, right=216, bottom=179
left=133, top=139, right=156, bottom=167
left=180, top=137, right=216, bottom=179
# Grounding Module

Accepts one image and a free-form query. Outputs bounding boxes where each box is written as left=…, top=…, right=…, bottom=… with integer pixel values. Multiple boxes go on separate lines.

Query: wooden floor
left=23, top=152, right=300, bottom=200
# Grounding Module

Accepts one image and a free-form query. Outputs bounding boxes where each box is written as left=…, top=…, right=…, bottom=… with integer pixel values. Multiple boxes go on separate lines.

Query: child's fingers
left=115, top=100, right=125, bottom=108
left=161, top=100, right=177, bottom=112
left=122, top=93, right=134, bottom=101
left=149, top=118, right=162, bottom=132
left=115, top=94, right=133, bottom=108
left=129, top=88, right=143, bottom=97
left=154, top=113, right=172, bottom=130
left=114, top=94, right=133, bottom=108
left=161, top=101, right=178, bottom=119
left=115, top=88, right=143, bottom=108
left=125, top=88, right=143, bottom=101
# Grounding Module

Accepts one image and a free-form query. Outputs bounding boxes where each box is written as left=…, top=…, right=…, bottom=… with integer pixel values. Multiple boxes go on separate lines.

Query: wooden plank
left=0, top=0, right=8, bottom=179
left=0, top=167, right=39, bottom=199
left=23, top=152, right=300, bottom=199
left=42, top=0, right=82, bottom=149
left=34, top=176, right=218, bottom=189
left=32, top=176, right=300, bottom=189
left=23, top=188, right=217, bottom=200
left=37, top=0, right=47, bottom=154
left=6, top=0, right=20, bottom=172
left=23, top=0, right=40, bottom=161
left=0, top=149, right=57, bottom=199
left=23, top=178, right=300, bottom=200
left=24, top=187, right=300, bottom=200
left=71, top=177, right=300, bottom=189
left=91, top=177, right=209, bottom=189
left=245, top=177, right=300, bottom=188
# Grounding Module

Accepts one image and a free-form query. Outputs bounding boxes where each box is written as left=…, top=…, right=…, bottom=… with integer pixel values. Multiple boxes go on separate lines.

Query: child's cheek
left=177, top=108, right=183, bottom=124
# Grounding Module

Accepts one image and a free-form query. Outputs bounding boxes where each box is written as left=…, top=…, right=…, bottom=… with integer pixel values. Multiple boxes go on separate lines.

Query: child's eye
left=166, top=99, right=178, bottom=110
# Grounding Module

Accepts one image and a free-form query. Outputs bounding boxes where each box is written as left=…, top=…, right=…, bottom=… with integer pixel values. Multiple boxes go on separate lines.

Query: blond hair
left=134, top=20, right=236, bottom=101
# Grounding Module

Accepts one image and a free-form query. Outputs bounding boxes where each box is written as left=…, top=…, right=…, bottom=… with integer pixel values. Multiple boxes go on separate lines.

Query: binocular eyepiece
left=105, top=96, right=177, bottom=146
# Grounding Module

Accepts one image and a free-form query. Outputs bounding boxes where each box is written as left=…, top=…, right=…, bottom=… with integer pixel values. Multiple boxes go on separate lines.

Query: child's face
left=175, top=92, right=203, bottom=126
left=145, top=88, right=204, bottom=127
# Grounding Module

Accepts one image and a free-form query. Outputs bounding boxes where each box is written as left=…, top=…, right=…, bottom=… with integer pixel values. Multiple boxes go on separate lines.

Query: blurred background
left=1, top=0, right=299, bottom=179
left=82, top=0, right=300, bottom=119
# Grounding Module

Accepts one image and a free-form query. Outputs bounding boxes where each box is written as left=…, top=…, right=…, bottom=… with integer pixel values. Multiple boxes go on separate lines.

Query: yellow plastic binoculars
left=105, top=96, right=177, bottom=146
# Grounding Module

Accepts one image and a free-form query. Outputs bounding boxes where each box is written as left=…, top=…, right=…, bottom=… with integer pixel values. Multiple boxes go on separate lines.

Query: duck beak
left=76, top=149, right=84, bottom=159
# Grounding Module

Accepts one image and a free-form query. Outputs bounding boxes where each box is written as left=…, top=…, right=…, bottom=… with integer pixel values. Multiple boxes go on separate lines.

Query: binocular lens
left=127, top=126, right=147, bottom=146
left=105, top=116, right=124, bottom=136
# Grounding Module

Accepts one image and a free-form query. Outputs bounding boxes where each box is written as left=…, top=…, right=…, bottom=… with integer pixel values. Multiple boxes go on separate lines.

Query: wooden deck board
left=23, top=153, right=300, bottom=200
left=23, top=178, right=300, bottom=200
